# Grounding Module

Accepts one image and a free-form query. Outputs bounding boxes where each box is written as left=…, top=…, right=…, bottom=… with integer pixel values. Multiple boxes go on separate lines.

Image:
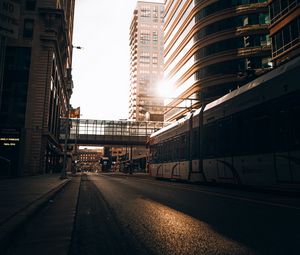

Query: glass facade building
left=164, top=0, right=272, bottom=121
left=269, top=0, right=300, bottom=65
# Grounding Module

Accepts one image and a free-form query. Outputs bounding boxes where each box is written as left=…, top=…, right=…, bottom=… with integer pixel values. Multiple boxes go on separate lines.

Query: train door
left=289, top=104, right=300, bottom=182
left=216, top=117, right=236, bottom=183
left=275, top=153, right=294, bottom=182
left=274, top=100, right=300, bottom=183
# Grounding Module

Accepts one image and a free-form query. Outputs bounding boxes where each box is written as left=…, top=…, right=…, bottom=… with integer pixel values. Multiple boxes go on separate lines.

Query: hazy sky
left=71, top=0, right=139, bottom=120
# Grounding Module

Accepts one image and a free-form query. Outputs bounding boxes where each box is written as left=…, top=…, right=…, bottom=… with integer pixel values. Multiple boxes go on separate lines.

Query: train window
left=166, top=139, right=172, bottom=162
left=179, top=134, right=188, bottom=160
left=192, top=129, right=199, bottom=159
left=290, top=106, right=300, bottom=150
left=176, top=136, right=180, bottom=160
left=234, top=110, right=254, bottom=155
left=158, top=143, right=163, bottom=162
left=252, top=112, right=271, bottom=153
left=203, top=123, right=217, bottom=158
left=172, top=139, right=176, bottom=161
left=162, top=141, right=166, bottom=162
left=272, top=105, right=292, bottom=152
left=216, top=118, right=232, bottom=157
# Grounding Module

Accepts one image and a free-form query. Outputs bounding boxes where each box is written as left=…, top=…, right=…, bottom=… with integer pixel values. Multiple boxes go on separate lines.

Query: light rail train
left=148, top=56, right=300, bottom=189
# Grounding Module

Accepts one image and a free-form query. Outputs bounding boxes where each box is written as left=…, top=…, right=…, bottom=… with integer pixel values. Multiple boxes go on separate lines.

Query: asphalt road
left=72, top=173, right=300, bottom=255
left=5, top=173, right=300, bottom=255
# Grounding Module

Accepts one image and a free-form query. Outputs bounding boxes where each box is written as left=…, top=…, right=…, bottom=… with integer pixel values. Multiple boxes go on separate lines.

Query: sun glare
left=156, top=80, right=173, bottom=98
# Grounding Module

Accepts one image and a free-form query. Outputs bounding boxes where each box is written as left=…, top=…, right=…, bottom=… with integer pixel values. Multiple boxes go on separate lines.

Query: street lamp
left=198, top=89, right=207, bottom=182
left=73, top=113, right=81, bottom=174
left=72, top=45, right=84, bottom=50
left=60, top=45, right=83, bottom=178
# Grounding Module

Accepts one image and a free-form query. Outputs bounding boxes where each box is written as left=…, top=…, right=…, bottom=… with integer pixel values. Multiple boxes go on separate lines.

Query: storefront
left=0, top=129, right=20, bottom=177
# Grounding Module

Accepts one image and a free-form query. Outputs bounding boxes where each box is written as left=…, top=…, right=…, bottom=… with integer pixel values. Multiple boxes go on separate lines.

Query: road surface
left=6, top=173, right=300, bottom=255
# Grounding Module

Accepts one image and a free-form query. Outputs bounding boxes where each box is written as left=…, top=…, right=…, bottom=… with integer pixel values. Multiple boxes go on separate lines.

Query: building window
left=152, top=52, right=158, bottom=65
left=140, top=52, right=150, bottom=64
left=1, top=47, right=31, bottom=127
left=272, top=17, right=300, bottom=57
left=25, top=0, right=36, bottom=11
left=194, top=13, right=269, bottom=42
left=195, top=0, right=268, bottom=23
left=270, top=0, right=299, bottom=23
left=23, top=19, right=34, bottom=38
left=140, top=5, right=151, bottom=19
left=153, top=31, right=158, bottom=44
left=140, top=29, right=151, bottom=44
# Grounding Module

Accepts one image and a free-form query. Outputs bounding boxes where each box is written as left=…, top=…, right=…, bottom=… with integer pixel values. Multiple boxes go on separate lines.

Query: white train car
left=148, top=114, right=192, bottom=180
left=148, top=56, right=300, bottom=189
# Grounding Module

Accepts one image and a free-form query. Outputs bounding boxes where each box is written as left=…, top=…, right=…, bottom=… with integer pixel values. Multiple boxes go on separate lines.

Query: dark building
left=0, top=0, right=76, bottom=176
left=268, top=0, right=300, bottom=65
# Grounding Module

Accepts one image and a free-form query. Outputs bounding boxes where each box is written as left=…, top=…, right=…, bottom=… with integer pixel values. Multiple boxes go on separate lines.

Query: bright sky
left=71, top=0, right=139, bottom=120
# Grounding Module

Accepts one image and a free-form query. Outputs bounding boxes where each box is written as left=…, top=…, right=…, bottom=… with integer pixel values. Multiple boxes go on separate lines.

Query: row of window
left=140, top=5, right=164, bottom=15
left=140, top=30, right=162, bottom=45
left=203, top=93, right=300, bottom=157
left=0, top=47, right=31, bottom=128
left=139, top=62, right=161, bottom=68
left=23, top=19, right=34, bottom=38
left=272, top=16, right=300, bottom=57
left=195, top=0, right=268, bottom=23
left=195, top=0, right=266, bottom=5
left=194, top=13, right=269, bottom=42
left=140, top=10, right=164, bottom=18
left=194, top=57, right=270, bottom=80
left=151, top=135, right=189, bottom=162
left=165, top=1, right=269, bottom=70
left=194, top=35, right=270, bottom=60
left=269, top=0, right=299, bottom=23
left=150, top=91, right=300, bottom=162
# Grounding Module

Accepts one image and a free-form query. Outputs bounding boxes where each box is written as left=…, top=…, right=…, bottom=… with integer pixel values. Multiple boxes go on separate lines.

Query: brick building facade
left=0, top=0, right=75, bottom=176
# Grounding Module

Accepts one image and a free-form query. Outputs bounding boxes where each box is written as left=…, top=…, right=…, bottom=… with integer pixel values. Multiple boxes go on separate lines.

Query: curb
left=0, top=178, right=71, bottom=252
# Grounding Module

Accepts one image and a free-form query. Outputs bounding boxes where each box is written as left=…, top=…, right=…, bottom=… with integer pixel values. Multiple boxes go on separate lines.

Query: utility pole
left=199, top=89, right=207, bottom=182
left=73, top=117, right=79, bottom=174
left=61, top=45, right=82, bottom=177
left=61, top=112, right=70, bottom=179
left=0, top=36, right=6, bottom=113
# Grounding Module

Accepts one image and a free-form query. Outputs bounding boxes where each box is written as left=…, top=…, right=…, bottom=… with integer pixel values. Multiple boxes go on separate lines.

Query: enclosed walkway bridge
left=59, top=118, right=166, bottom=146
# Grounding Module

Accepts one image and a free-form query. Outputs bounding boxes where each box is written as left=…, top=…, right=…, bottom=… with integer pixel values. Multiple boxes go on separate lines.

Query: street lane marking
left=102, top=175, right=300, bottom=211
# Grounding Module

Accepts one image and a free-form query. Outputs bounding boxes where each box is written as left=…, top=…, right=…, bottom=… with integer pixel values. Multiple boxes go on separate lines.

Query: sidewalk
left=0, top=174, right=71, bottom=250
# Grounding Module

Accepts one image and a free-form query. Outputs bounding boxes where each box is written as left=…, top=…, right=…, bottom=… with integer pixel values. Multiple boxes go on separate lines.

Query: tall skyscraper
left=269, top=0, right=300, bottom=65
left=0, top=0, right=76, bottom=176
left=129, top=0, right=164, bottom=121
left=164, top=0, right=272, bottom=122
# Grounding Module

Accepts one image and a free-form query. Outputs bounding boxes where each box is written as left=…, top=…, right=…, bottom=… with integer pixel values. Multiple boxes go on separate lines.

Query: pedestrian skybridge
left=59, top=118, right=166, bottom=146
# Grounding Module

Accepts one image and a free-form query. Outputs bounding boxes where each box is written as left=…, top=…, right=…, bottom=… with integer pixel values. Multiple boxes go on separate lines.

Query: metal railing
left=60, top=118, right=167, bottom=145
left=270, top=0, right=299, bottom=24
left=272, top=36, right=300, bottom=58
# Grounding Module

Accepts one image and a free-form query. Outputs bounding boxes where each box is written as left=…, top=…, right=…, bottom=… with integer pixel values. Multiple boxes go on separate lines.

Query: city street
left=5, top=173, right=300, bottom=255
left=1, top=1, right=300, bottom=254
